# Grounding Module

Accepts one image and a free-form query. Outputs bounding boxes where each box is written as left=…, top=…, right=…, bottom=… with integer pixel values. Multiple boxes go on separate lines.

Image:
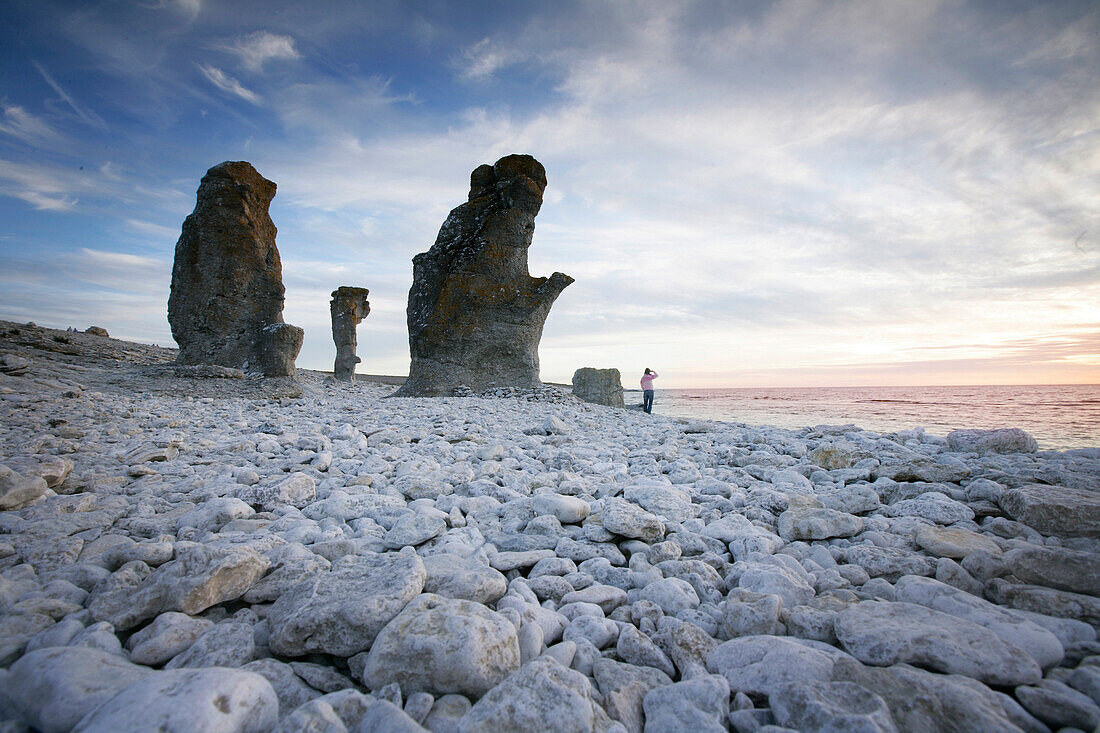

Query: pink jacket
left=640, top=372, right=658, bottom=390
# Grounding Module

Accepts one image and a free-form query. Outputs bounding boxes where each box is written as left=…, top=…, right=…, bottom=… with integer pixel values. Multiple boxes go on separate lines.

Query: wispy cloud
left=453, top=38, right=517, bottom=81
left=0, top=104, right=66, bottom=147
left=32, top=61, right=109, bottom=131
left=216, top=31, right=300, bottom=71
left=198, top=64, right=261, bottom=104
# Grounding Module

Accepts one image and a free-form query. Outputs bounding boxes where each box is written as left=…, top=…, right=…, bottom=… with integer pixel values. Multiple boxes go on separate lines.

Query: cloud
left=4, top=0, right=1098, bottom=386
left=32, top=61, right=109, bottom=131
left=0, top=105, right=66, bottom=147
left=453, top=38, right=517, bottom=81
left=216, top=31, right=300, bottom=71
left=198, top=64, right=261, bottom=104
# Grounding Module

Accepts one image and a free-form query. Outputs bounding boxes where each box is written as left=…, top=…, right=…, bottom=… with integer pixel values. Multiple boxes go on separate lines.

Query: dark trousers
left=643, top=389, right=654, bottom=413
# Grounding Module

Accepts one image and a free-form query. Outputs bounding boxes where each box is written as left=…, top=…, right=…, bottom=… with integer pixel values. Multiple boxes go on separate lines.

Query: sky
left=0, top=0, right=1098, bottom=388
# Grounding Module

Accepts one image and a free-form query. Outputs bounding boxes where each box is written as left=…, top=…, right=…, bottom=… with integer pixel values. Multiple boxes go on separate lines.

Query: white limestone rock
left=560, top=584, right=627, bottom=615
left=235, top=471, right=316, bottom=510
left=770, top=681, right=897, bottom=733
left=1014, top=679, right=1100, bottom=731
left=706, top=635, right=853, bottom=697
left=384, top=512, right=447, bottom=549
left=1003, top=544, right=1100, bottom=597
left=241, top=658, right=322, bottom=712
left=274, top=699, right=348, bottom=733
left=623, top=484, right=696, bottom=523
left=456, top=657, right=612, bottom=733
left=830, top=656, right=1027, bottom=732
left=719, top=588, right=783, bottom=639
left=0, top=647, right=152, bottom=733
left=637, top=577, right=700, bottom=616
left=882, top=492, right=974, bottom=524
left=422, top=553, right=508, bottom=605
left=362, top=593, right=520, bottom=697
left=999, top=484, right=1100, bottom=538
left=777, top=507, right=862, bottom=541
left=595, top=497, right=664, bottom=542
left=126, top=611, right=215, bottom=666
left=592, top=658, right=672, bottom=733
left=842, top=544, right=935, bottom=581
left=91, top=544, right=270, bottom=630
left=530, top=494, right=590, bottom=524
left=164, top=620, right=256, bottom=669
left=834, top=600, right=1042, bottom=686
left=615, top=625, right=675, bottom=678
left=71, top=668, right=278, bottom=733
left=268, top=551, right=425, bottom=657
left=893, top=575, right=1064, bottom=669
left=735, top=557, right=815, bottom=608
left=0, top=466, right=49, bottom=511
left=176, top=496, right=255, bottom=532
left=947, top=428, right=1038, bottom=455
left=913, top=524, right=1001, bottom=559
left=642, top=674, right=729, bottom=733
left=242, top=542, right=331, bottom=604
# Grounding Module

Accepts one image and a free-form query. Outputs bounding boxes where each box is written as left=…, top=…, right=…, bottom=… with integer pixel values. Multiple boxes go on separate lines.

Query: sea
left=625, top=384, right=1100, bottom=451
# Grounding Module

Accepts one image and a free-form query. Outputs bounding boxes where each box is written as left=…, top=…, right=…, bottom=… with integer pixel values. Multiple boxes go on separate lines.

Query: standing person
left=640, top=368, right=658, bottom=414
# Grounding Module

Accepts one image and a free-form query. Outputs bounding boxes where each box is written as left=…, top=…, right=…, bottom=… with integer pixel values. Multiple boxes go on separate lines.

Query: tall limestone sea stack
left=396, top=154, right=573, bottom=396
left=330, top=286, right=370, bottom=381
left=167, top=161, right=303, bottom=377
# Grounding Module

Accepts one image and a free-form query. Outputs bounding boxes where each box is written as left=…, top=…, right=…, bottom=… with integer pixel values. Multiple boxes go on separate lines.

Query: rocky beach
left=0, top=319, right=1097, bottom=732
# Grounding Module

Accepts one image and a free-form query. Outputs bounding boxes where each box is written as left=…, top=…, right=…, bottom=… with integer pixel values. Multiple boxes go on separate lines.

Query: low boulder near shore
left=0, top=321, right=1099, bottom=732
left=948, top=427, right=1039, bottom=455
left=572, top=367, right=625, bottom=408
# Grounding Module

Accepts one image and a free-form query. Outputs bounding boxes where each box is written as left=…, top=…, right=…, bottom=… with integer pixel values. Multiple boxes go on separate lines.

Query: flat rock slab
left=91, top=544, right=270, bottom=630
left=947, top=428, right=1038, bottom=455
left=913, top=524, right=1001, bottom=559
left=770, top=681, right=897, bottom=733
left=999, top=484, right=1100, bottom=538
left=893, top=575, right=1064, bottom=669
left=834, top=600, right=1042, bottom=686
left=706, top=635, right=854, bottom=697
left=71, top=668, right=278, bottom=733
left=843, top=544, right=935, bottom=581
left=268, top=551, right=425, bottom=657
left=830, top=657, right=1025, bottom=732
left=1003, top=544, right=1100, bottom=596
left=0, top=647, right=152, bottom=733
left=777, top=507, right=862, bottom=541
left=363, top=593, right=520, bottom=698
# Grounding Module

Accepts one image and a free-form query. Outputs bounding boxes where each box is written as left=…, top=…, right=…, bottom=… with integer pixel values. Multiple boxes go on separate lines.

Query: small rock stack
left=329, top=287, right=371, bottom=381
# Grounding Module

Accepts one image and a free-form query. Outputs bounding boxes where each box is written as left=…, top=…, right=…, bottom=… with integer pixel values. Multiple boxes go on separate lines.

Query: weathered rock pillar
left=571, top=368, right=624, bottom=407
left=330, top=286, right=371, bottom=381
left=395, top=154, right=573, bottom=396
left=167, top=161, right=303, bottom=377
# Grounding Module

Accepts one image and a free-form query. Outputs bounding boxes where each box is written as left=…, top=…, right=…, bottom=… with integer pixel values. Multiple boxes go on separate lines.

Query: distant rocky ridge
left=167, top=161, right=303, bottom=378
left=1, top=322, right=1098, bottom=731
left=397, top=154, right=573, bottom=397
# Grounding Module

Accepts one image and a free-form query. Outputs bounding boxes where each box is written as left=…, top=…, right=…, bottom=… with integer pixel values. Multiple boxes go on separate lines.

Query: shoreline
left=1, top=319, right=1099, bottom=730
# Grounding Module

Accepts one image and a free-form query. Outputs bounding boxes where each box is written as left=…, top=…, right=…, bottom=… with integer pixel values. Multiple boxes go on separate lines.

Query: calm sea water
left=626, top=385, right=1100, bottom=451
